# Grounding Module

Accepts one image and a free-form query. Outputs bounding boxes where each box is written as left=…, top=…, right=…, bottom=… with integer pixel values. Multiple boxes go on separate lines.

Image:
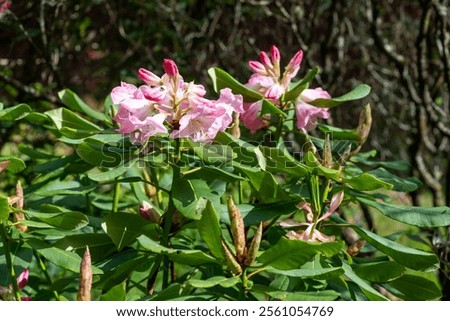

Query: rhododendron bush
left=1, top=45, right=449, bottom=301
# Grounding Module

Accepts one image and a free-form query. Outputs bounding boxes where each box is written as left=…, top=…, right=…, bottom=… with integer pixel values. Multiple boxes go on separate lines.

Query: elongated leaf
left=332, top=216, right=439, bottom=270
left=342, top=172, right=393, bottom=191
left=342, top=262, right=388, bottom=301
left=318, top=124, right=360, bottom=141
left=22, top=210, right=88, bottom=230
left=102, top=212, right=161, bottom=251
left=138, top=235, right=216, bottom=265
left=258, top=237, right=344, bottom=269
left=236, top=200, right=298, bottom=226
left=367, top=168, right=421, bottom=192
left=352, top=261, right=405, bottom=283
left=45, top=108, right=101, bottom=139
left=357, top=197, right=450, bottom=228
left=58, top=89, right=105, bottom=122
left=0, top=104, right=31, bottom=121
left=88, top=158, right=138, bottom=182
left=304, top=151, right=340, bottom=180
left=254, top=286, right=340, bottom=301
left=100, top=282, right=126, bottom=301
left=188, top=140, right=235, bottom=165
left=268, top=267, right=344, bottom=280
left=259, top=146, right=308, bottom=177
left=188, top=276, right=239, bottom=289
left=197, top=200, right=224, bottom=260
left=54, top=233, right=115, bottom=261
left=181, top=166, right=244, bottom=183
left=0, top=195, right=9, bottom=222
left=26, top=239, right=103, bottom=274
left=0, top=157, right=26, bottom=173
left=384, top=274, right=442, bottom=300
left=76, top=140, right=125, bottom=168
left=350, top=151, right=410, bottom=171
left=309, top=84, right=371, bottom=108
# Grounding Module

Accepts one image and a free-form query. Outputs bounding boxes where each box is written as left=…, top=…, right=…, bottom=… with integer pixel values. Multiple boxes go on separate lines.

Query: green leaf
left=23, top=210, right=89, bottom=230
left=352, top=261, right=405, bottom=283
left=0, top=195, right=10, bottom=222
left=342, top=172, right=393, bottom=191
left=350, top=151, right=410, bottom=171
left=207, top=67, right=285, bottom=116
left=0, top=104, right=31, bottom=121
left=172, top=178, right=200, bottom=220
left=45, top=108, right=101, bottom=139
left=188, top=276, right=239, bottom=289
left=102, top=212, right=161, bottom=251
left=181, top=166, right=244, bottom=183
left=138, top=235, right=217, bottom=265
left=304, top=151, right=340, bottom=180
left=268, top=267, right=345, bottom=280
left=367, top=168, right=421, bottom=192
left=197, top=200, right=224, bottom=260
left=0, top=157, right=26, bottom=173
left=384, top=274, right=442, bottom=300
left=318, top=124, right=361, bottom=141
left=283, top=67, right=319, bottom=102
left=255, top=286, right=340, bottom=301
left=187, top=140, right=235, bottom=165
left=100, top=282, right=126, bottom=301
left=342, top=262, right=388, bottom=301
left=33, top=155, right=79, bottom=173
left=332, top=216, right=439, bottom=270
left=259, top=146, right=308, bottom=177
left=357, top=197, right=450, bottom=228
left=308, top=84, right=371, bottom=108
left=58, top=89, right=106, bottom=122
left=54, top=233, right=115, bottom=261
left=258, top=237, right=344, bottom=269
left=87, top=158, right=138, bottom=182
left=76, top=140, right=125, bottom=168
left=26, top=239, right=103, bottom=274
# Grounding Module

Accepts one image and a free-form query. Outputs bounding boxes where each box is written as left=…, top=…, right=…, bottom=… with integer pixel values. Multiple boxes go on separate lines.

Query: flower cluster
left=0, top=269, right=31, bottom=301
left=111, top=59, right=243, bottom=144
left=240, top=45, right=331, bottom=133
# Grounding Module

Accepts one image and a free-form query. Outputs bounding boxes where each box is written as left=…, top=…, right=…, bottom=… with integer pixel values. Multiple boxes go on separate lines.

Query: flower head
left=111, top=60, right=243, bottom=144
left=0, top=269, right=31, bottom=301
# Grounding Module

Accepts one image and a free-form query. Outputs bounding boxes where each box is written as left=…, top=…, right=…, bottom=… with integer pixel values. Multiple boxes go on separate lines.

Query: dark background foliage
left=1, top=0, right=449, bottom=298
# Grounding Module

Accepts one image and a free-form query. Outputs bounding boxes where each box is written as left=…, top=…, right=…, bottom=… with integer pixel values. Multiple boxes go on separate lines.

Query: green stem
left=112, top=181, right=120, bottom=213
left=33, top=251, right=60, bottom=300
left=274, top=116, right=284, bottom=146
left=0, top=224, right=21, bottom=301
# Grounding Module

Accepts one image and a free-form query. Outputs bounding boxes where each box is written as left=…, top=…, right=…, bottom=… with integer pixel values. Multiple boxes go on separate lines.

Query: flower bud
left=289, top=50, right=303, bottom=68
left=163, top=59, right=179, bottom=76
left=139, top=201, right=161, bottom=224
left=259, top=51, right=272, bottom=66
left=221, top=240, right=242, bottom=275
left=227, top=196, right=247, bottom=263
left=13, top=181, right=27, bottom=233
left=0, top=161, right=9, bottom=173
left=244, top=223, right=262, bottom=267
left=356, top=104, right=372, bottom=145
left=322, top=134, right=333, bottom=168
left=138, top=68, right=161, bottom=86
left=77, top=246, right=92, bottom=301
left=270, top=45, right=280, bottom=62
left=248, top=61, right=267, bottom=75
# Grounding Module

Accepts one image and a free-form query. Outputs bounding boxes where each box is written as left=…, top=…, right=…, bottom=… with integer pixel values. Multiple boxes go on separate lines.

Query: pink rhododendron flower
left=0, top=0, right=11, bottom=13
left=241, top=45, right=331, bottom=133
left=279, top=190, right=344, bottom=242
left=295, top=88, right=331, bottom=132
left=0, top=269, right=31, bottom=301
left=111, top=61, right=242, bottom=144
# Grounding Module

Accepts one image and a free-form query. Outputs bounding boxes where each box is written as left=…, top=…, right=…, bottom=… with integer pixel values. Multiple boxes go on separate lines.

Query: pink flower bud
left=163, top=59, right=179, bottom=76
left=259, top=51, right=272, bottom=66
left=17, top=269, right=29, bottom=290
left=270, top=45, right=280, bottom=62
left=0, top=0, right=11, bottom=13
left=248, top=60, right=267, bottom=75
left=289, top=50, right=303, bottom=68
left=139, top=201, right=161, bottom=223
left=138, top=68, right=161, bottom=86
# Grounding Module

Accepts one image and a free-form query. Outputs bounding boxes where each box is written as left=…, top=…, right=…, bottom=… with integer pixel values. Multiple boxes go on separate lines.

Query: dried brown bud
left=221, top=240, right=242, bottom=276
left=0, top=161, right=10, bottom=173
left=356, top=104, right=372, bottom=145
left=244, top=223, right=263, bottom=267
left=13, top=181, right=27, bottom=233
left=77, top=246, right=92, bottom=301
left=322, top=134, right=333, bottom=168
left=227, top=196, right=247, bottom=263
left=230, top=112, right=241, bottom=139
left=347, top=239, right=366, bottom=257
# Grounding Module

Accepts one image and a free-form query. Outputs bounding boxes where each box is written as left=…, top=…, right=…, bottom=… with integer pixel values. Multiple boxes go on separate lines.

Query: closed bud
left=139, top=201, right=161, bottom=224
left=248, top=61, right=267, bottom=75
left=259, top=51, right=272, bottom=66
left=244, top=223, right=263, bottom=267
left=77, top=246, right=92, bottom=301
left=138, top=68, right=161, bottom=86
left=227, top=196, right=247, bottom=263
left=163, top=59, right=179, bottom=76
left=221, top=240, right=242, bottom=275
left=356, top=104, right=372, bottom=145
left=13, top=181, right=27, bottom=233
left=322, top=134, right=333, bottom=168
left=270, top=45, right=280, bottom=62
left=230, top=112, right=241, bottom=139
left=0, top=161, right=9, bottom=173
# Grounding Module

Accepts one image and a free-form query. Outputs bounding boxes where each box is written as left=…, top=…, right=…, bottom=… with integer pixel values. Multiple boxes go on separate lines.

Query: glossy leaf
left=342, top=262, right=388, bottom=301
left=0, top=195, right=9, bottom=222
left=138, top=235, right=216, bottom=265
left=308, top=84, right=371, bottom=108
left=45, top=108, right=101, bottom=139
left=268, top=267, right=345, bottom=280
left=283, top=67, right=319, bottom=102
left=87, top=158, right=138, bottom=182
left=318, top=124, right=361, bottom=141
left=58, top=89, right=106, bottom=122
left=342, top=172, right=393, bottom=191
left=258, top=237, right=344, bottom=269
left=259, top=146, right=308, bottom=177
left=0, top=157, right=26, bottom=173
left=357, top=197, right=450, bottom=228
left=384, top=274, right=442, bottom=300
left=0, top=104, right=31, bottom=121
left=197, top=200, right=224, bottom=260
left=352, top=261, right=405, bottom=283
left=100, top=282, right=126, bottom=301
left=23, top=210, right=89, bottom=230
left=102, top=212, right=161, bottom=251
left=188, top=276, right=239, bottom=289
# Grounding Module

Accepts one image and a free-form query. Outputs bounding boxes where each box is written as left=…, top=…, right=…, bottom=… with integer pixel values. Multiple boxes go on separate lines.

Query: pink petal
left=270, top=45, right=280, bottom=62
left=17, top=269, right=29, bottom=290
left=138, top=68, right=161, bottom=86
left=279, top=219, right=309, bottom=228
left=163, top=59, right=178, bottom=76
left=248, top=61, right=267, bottom=74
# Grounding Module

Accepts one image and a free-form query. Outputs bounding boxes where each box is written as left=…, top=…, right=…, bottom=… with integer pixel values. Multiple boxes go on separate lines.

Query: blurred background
left=0, top=0, right=449, bottom=297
